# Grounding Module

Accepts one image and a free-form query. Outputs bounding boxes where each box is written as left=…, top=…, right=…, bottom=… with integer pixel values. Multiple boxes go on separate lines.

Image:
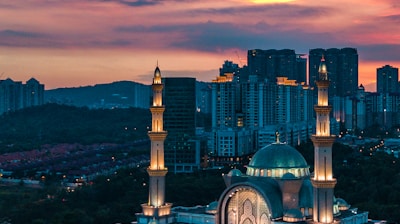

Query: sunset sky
left=0, top=0, right=399, bottom=90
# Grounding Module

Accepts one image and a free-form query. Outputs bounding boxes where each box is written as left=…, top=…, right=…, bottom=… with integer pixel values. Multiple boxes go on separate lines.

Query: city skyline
left=0, top=0, right=399, bottom=90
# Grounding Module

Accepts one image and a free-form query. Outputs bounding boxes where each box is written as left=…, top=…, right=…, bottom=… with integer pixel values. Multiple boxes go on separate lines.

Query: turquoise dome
left=249, top=143, right=308, bottom=169
left=246, top=142, right=309, bottom=178
left=227, top=169, right=242, bottom=177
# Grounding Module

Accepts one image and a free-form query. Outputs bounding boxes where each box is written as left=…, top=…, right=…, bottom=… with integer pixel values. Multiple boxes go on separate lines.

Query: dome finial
left=275, top=131, right=280, bottom=143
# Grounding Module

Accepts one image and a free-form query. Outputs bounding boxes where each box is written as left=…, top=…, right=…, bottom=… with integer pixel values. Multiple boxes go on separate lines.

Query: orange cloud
left=0, top=0, right=398, bottom=90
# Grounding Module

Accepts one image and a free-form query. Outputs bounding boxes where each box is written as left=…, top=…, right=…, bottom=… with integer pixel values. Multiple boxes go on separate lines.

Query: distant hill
left=45, top=81, right=151, bottom=109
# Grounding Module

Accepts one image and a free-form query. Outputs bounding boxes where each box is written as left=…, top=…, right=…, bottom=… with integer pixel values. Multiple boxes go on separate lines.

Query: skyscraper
left=0, top=78, right=44, bottom=114
left=311, top=56, right=337, bottom=223
left=137, top=66, right=173, bottom=224
left=24, top=78, right=44, bottom=107
left=163, top=77, right=199, bottom=173
left=0, top=78, right=23, bottom=114
left=295, top=54, right=307, bottom=83
left=212, top=73, right=238, bottom=129
left=247, top=49, right=306, bottom=83
left=377, top=65, right=399, bottom=94
left=309, top=48, right=358, bottom=97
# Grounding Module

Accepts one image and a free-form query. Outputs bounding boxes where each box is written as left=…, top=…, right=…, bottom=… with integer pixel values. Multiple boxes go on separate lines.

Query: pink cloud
left=0, top=0, right=398, bottom=90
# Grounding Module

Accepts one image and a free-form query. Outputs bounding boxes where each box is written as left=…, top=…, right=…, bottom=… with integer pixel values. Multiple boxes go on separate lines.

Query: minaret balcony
left=148, top=131, right=167, bottom=140
left=147, top=168, right=168, bottom=176
left=315, top=80, right=330, bottom=88
left=150, top=106, right=165, bottom=113
left=311, top=178, right=337, bottom=188
left=141, top=203, right=173, bottom=216
left=311, top=135, right=336, bottom=145
left=314, top=105, right=332, bottom=114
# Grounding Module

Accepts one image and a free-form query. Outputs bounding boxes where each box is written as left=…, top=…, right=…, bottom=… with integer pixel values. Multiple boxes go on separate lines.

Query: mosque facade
left=137, top=61, right=369, bottom=224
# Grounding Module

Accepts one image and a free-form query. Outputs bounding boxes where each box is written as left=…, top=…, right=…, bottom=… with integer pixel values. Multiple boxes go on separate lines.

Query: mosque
left=135, top=57, right=369, bottom=224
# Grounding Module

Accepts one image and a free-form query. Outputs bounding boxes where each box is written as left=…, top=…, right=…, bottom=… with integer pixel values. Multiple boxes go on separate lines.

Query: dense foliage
left=0, top=104, right=151, bottom=152
left=0, top=168, right=226, bottom=224
left=297, top=140, right=400, bottom=223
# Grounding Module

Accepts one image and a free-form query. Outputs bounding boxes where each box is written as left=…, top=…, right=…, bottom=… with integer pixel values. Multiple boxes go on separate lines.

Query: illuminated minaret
left=311, top=56, right=337, bottom=223
left=138, top=66, right=172, bottom=224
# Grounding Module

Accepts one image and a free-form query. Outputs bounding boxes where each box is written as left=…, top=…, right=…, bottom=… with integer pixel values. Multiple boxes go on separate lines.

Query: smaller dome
left=206, top=201, right=218, bottom=214
left=336, top=198, right=351, bottom=211
left=281, top=172, right=296, bottom=180
left=227, top=169, right=242, bottom=177
left=283, top=209, right=305, bottom=222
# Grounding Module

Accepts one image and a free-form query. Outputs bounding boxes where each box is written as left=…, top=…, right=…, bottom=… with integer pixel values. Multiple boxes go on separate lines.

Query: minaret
left=311, top=56, right=337, bottom=223
left=138, top=66, right=172, bottom=224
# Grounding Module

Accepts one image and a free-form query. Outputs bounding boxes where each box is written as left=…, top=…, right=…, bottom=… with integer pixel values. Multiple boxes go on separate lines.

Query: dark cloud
left=154, top=21, right=337, bottom=53
left=89, top=39, right=133, bottom=47
left=0, top=29, right=46, bottom=38
left=117, top=0, right=159, bottom=7
left=186, top=3, right=332, bottom=19
left=357, top=44, right=400, bottom=61
left=100, top=0, right=196, bottom=7
left=0, top=29, right=135, bottom=48
left=0, top=3, right=17, bottom=9
left=115, top=20, right=342, bottom=53
left=380, top=14, right=400, bottom=23
left=0, top=29, right=57, bottom=47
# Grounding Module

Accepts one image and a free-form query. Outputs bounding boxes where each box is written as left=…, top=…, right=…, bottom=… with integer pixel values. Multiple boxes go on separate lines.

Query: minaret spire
left=137, top=66, right=172, bottom=224
left=311, top=56, right=337, bottom=223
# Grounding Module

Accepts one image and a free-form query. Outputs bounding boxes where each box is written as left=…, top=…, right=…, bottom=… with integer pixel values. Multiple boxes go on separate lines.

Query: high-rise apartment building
left=212, top=73, right=238, bottom=129
left=163, top=77, right=199, bottom=173
left=261, top=77, right=314, bottom=147
left=210, top=71, right=255, bottom=163
left=365, top=92, right=400, bottom=129
left=0, top=78, right=44, bottom=114
left=241, top=75, right=264, bottom=129
left=377, top=65, right=399, bottom=94
left=196, top=81, right=212, bottom=115
left=247, top=49, right=306, bottom=83
left=24, top=78, right=45, bottom=107
left=296, top=54, right=307, bottom=83
left=309, top=48, right=358, bottom=97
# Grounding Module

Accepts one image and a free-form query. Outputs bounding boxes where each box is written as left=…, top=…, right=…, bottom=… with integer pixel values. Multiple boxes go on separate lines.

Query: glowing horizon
left=0, top=0, right=399, bottom=91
